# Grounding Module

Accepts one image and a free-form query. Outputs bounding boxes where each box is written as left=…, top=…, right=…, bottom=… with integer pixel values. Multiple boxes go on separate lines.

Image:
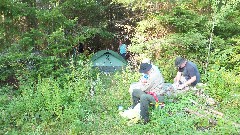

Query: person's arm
left=118, top=44, right=120, bottom=51
left=178, top=76, right=196, bottom=89
left=178, top=66, right=197, bottom=89
left=140, top=77, right=150, bottom=91
left=119, top=40, right=122, bottom=48
left=174, top=71, right=182, bottom=84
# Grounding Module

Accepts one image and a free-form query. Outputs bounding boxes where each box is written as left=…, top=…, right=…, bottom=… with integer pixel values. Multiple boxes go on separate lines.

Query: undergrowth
left=0, top=63, right=239, bottom=134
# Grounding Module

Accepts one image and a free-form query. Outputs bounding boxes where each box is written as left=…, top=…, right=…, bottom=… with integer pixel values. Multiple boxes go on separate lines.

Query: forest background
left=0, top=0, right=240, bottom=134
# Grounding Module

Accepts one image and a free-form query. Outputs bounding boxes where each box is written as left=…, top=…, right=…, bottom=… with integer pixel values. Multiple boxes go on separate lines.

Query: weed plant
left=0, top=61, right=239, bottom=134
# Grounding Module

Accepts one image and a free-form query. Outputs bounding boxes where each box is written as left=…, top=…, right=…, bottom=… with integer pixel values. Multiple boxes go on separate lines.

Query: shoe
left=159, top=102, right=165, bottom=109
left=128, top=105, right=134, bottom=110
left=143, top=120, right=149, bottom=125
left=143, top=118, right=150, bottom=125
left=154, top=102, right=165, bottom=109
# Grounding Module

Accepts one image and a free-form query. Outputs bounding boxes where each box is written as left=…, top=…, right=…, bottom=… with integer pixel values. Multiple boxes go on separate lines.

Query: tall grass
left=0, top=62, right=239, bottom=134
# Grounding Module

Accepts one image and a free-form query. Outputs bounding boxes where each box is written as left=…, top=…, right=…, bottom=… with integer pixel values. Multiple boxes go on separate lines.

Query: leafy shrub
left=167, top=6, right=209, bottom=33
left=0, top=58, right=99, bottom=133
left=205, top=64, right=239, bottom=102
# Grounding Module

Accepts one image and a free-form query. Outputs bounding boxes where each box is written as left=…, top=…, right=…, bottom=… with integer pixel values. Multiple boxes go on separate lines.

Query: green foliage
left=214, top=10, right=240, bottom=39
left=61, top=0, right=106, bottom=26
left=0, top=0, right=115, bottom=87
left=0, top=58, right=99, bottom=134
left=1, top=58, right=240, bottom=134
left=167, top=32, right=208, bottom=56
left=211, top=0, right=240, bottom=27
left=210, top=45, right=240, bottom=73
left=1, top=0, right=240, bottom=134
left=203, top=45, right=240, bottom=103
left=168, top=6, right=209, bottom=33
left=205, top=65, right=240, bottom=102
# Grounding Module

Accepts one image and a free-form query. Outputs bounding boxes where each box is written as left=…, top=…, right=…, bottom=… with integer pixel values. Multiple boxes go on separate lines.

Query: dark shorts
left=120, top=53, right=126, bottom=59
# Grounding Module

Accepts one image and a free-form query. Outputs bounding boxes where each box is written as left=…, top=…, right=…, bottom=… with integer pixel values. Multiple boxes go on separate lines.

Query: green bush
left=1, top=60, right=240, bottom=134
left=0, top=58, right=98, bottom=133
left=205, top=64, right=240, bottom=102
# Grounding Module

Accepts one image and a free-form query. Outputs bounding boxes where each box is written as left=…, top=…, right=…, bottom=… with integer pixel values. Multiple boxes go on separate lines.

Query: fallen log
left=189, top=99, right=223, bottom=117
left=184, top=108, right=204, bottom=117
left=208, top=108, right=224, bottom=117
left=185, top=107, right=240, bottom=128
left=185, top=101, right=240, bottom=128
left=184, top=108, right=217, bottom=126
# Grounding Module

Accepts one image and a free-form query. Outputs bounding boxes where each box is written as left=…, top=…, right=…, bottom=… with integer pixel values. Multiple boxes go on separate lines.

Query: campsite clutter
left=119, top=103, right=141, bottom=126
left=90, top=53, right=223, bottom=126
left=119, top=57, right=204, bottom=125
left=119, top=83, right=224, bottom=126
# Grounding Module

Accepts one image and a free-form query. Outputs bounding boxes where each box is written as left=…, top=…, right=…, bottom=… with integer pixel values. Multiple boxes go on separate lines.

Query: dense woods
left=0, top=0, right=240, bottom=134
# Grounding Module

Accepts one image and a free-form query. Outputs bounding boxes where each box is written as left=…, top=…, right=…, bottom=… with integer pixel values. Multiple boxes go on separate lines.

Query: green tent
left=91, top=50, right=127, bottom=72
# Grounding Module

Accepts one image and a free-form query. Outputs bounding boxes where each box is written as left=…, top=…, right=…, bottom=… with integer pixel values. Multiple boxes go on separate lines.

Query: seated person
left=174, top=57, right=200, bottom=90
left=128, top=58, right=163, bottom=94
left=131, top=63, right=165, bottom=124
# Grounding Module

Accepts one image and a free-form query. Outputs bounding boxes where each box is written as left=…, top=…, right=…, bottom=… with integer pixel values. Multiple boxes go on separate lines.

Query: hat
left=142, top=58, right=151, bottom=64
left=175, top=57, right=185, bottom=67
left=139, top=63, right=152, bottom=73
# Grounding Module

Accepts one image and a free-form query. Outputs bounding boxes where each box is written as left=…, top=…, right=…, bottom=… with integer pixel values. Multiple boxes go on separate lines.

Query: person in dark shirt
left=174, top=57, right=200, bottom=90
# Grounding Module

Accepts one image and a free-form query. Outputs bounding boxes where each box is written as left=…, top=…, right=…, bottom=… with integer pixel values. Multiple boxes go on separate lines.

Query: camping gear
left=91, top=50, right=127, bottom=72
left=118, top=105, right=124, bottom=111
left=119, top=103, right=140, bottom=120
left=119, top=103, right=141, bottom=126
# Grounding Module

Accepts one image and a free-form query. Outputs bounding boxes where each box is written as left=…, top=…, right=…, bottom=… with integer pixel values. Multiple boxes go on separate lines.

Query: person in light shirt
left=128, top=58, right=164, bottom=94
left=130, top=62, right=165, bottom=124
